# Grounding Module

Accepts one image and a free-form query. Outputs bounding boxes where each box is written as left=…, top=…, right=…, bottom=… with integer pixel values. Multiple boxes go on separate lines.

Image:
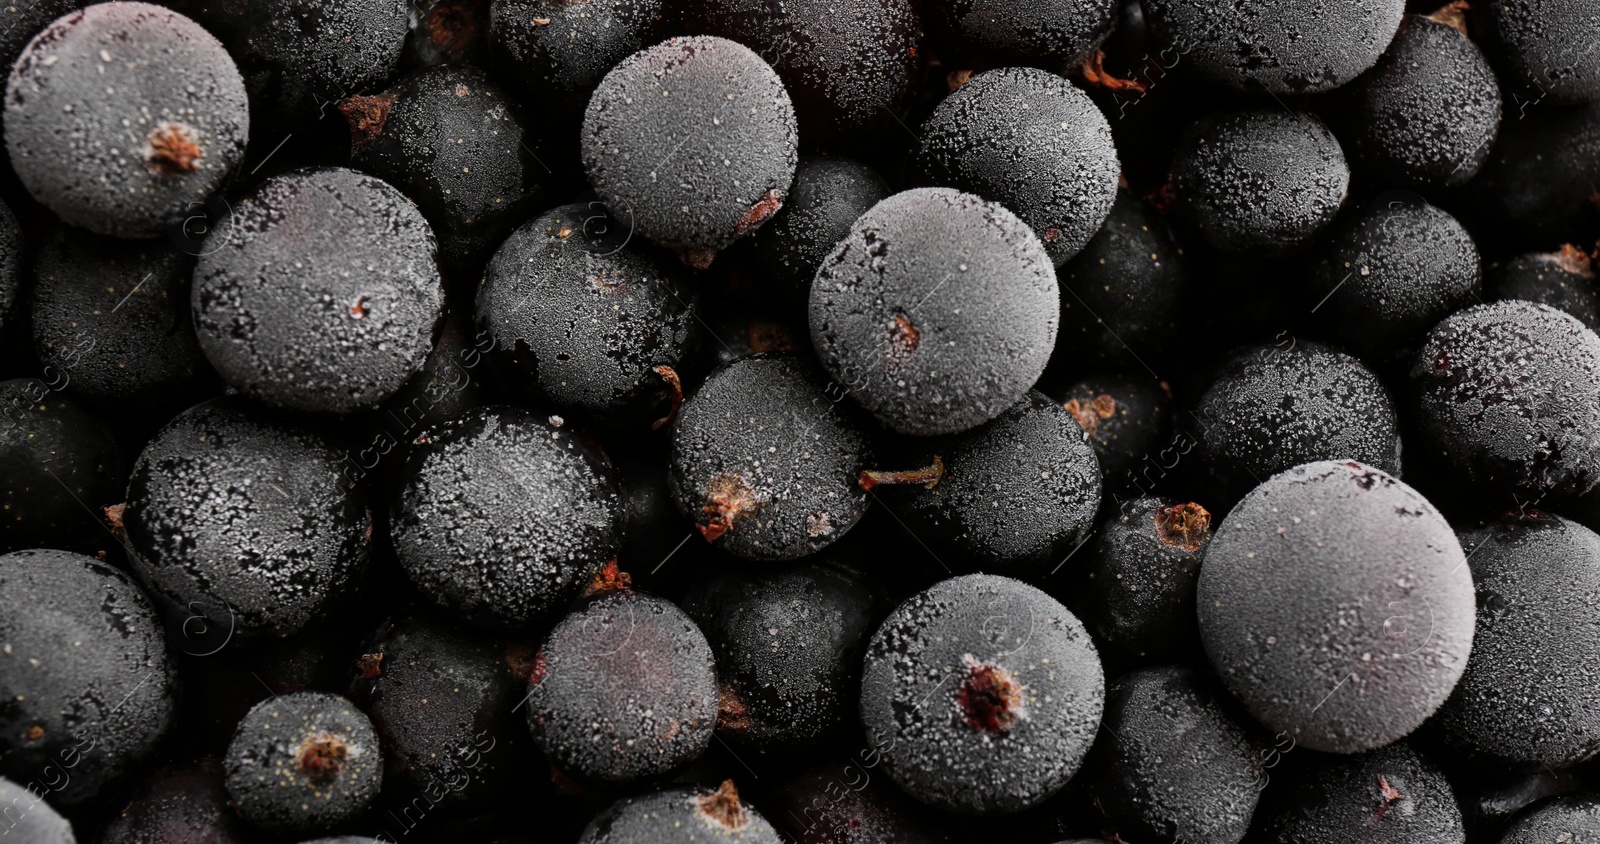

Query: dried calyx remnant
left=700, top=472, right=760, bottom=541
left=1064, top=393, right=1117, bottom=436
left=957, top=658, right=1023, bottom=734
left=338, top=94, right=395, bottom=146
left=1156, top=502, right=1211, bottom=553
left=146, top=122, right=202, bottom=173
left=696, top=779, right=750, bottom=830
left=297, top=732, right=349, bottom=782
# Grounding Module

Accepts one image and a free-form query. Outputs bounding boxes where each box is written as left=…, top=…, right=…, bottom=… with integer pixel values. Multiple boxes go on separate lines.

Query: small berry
left=224, top=691, right=384, bottom=834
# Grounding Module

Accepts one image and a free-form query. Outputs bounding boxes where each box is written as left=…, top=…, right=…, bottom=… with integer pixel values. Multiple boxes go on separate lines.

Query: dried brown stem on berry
left=1080, top=48, right=1148, bottom=93
left=858, top=455, right=945, bottom=491
left=651, top=366, right=684, bottom=431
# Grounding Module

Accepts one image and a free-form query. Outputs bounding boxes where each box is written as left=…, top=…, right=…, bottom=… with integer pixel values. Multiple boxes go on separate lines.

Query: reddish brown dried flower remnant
left=884, top=312, right=920, bottom=374
left=947, top=69, right=974, bottom=92
left=1080, top=48, right=1148, bottom=93
left=1555, top=243, right=1595, bottom=277
left=858, top=455, right=945, bottom=491
left=1155, top=502, right=1211, bottom=553
left=503, top=642, right=537, bottom=680
left=1373, top=774, right=1405, bottom=819
left=680, top=245, right=719, bottom=270
left=24, top=724, right=44, bottom=741
left=104, top=502, right=127, bottom=541
left=584, top=559, right=633, bottom=595
left=700, top=473, right=759, bottom=542
left=957, top=659, right=1023, bottom=734
left=651, top=366, right=684, bottom=431
left=145, top=122, right=202, bottom=174
left=528, top=649, right=548, bottom=686
left=734, top=189, right=785, bottom=237
left=696, top=779, right=750, bottom=831
left=338, top=94, right=395, bottom=147
left=296, top=733, right=349, bottom=783
left=355, top=652, right=384, bottom=679
left=1064, top=393, right=1118, bottom=437
left=349, top=296, right=370, bottom=320
left=424, top=0, right=477, bottom=55
left=718, top=684, right=752, bottom=734
left=1426, top=0, right=1470, bottom=35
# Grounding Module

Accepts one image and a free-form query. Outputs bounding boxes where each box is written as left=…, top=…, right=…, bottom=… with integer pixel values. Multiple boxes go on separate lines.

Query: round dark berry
left=1089, top=666, right=1260, bottom=844
left=390, top=406, right=622, bottom=630
left=668, top=355, right=872, bottom=560
left=1075, top=497, right=1211, bottom=664
left=1410, top=300, right=1600, bottom=501
left=1252, top=742, right=1466, bottom=843
left=526, top=589, right=717, bottom=785
left=343, top=64, right=547, bottom=272
left=1310, top=196, right=1482, bottom=363
left=1198, top=461, right=1475, bottom=754
left=860, top=573, right=1104, bottom=815
left=867, top=391, right=1101, bottom=575
left=918, top=66, right=1119, bottom=266
left=681, top=558, right=879, bottom=759
left=1434, top=514, right=1600, bottom=769
left=0, top=776, right=73, bottom=844
left=124, top=396, right=373, bottom=640
left=582, top=36, right=798, bottom=269
left=577, top=781, right=783, bottom=843
left=769, top=760, right=945, bottom=843
left=475, top=202, right=698, bottom=428
left=809, top=187, right=1059, bottom=436
left=0, top=549, right=177, bottom=806
left=488, top=0, right=665, bottom=115
left=1474, top=0, right=1600, bottom=107
left=1170, top=109, right=1350, bottom=256
left=29, top=229, right=216, bottom=415
left=928, top=0, right=1117, bottom=68
left=745, top=155, right=891, bottom=306
left=1190, top=340, right=1402, bottom=503
left=1052, top=374, right=1173, bottom=492
left=1497, top=797, right=1600, bottom=843
left=4, top=2, right=249, bottom=238
left=1336, top=14, right=1502, bottom=188
left=224, top=691, right=384, bottom=834
left=100, top=759, right=253, bottom=844
left=1488, top=246, right=1600, bottom=331
left=1142, top=0, right=1404, bottom=94
left=401, top=0, right=489, bottom=69
left=191, top=167, right=445, bottom=415
left=1464, top=101, right=1600, bottom=247
left=0, top=379, right=125, bottom=555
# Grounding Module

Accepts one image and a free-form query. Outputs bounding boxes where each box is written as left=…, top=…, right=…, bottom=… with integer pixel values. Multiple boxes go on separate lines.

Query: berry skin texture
left=1311, top=197, right=1482, bottom=363
left=1076, top=497, right=1211, bottom=664
left=582, top=36, right=799, bottom=269
left=123, top=396, right=373, bottom=640
left=1489, top=247, right=1600, bottom=331
left=809, top=187, right=1059, bottom=436
left=919, top=67, right=1119, bottom=267
left=577, top=781, right=783, bottom=843
left=1142, top=0, right=1404, bottom=94
left=526, top=589, right=718, bottom=786
left=3, top=2, right=249, bottom=238
left=0, top=379, right=125, bottom=555
left=191, top=167, right=445, bottom=415
left=1197, top=461, right=1476, bottom=754
left=391, top=406, right=622, bottom=630
left=0, top=776, right=74, bottom=844
left=888, top=391, right=1103, bottom=575
left=344, top=64, right=547, bottom=272
left=668, top=355, right=873, bottom=560
left=476, top=203, right=698, bottom=426
left=1434, top=514, right=1600, bottom=769
left=1337, top=15, right=1502, bottom=189
left=224, top=691, right=384, bottom=834
left=1190, top=340, right=1402, bottom=503
left=0, top=549, right=177, bottom=807
left=100, top=759, right=253, bottom=844
left=0, top=198, right=18, bottom=338
left=859, top=573, right=1104, bottom=815
left=746, top=155, right=892, bottom=306
left=929, top=0, right=1118, bottom=68
left=1466, top=101, right=1600, bottom=246
left=1497, top=797, right=1600, bottom=843
left=1090, top=666, right=1260, bottom=844
left=1475, top=0, right=1600, bottom=107
left=1170, top=109, right=1350, bottom=256
left=1253, top=742, right=1466, bottom=843
left=1410, top=300, right=1600, bottom=501
left=769, top=760, right=945, bottom=843
left=489, top=0, right=665, bottom=115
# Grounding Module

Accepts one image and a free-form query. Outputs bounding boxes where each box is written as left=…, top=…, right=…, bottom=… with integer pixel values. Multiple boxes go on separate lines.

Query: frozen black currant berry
left=489, top=0, right=665, bottom=116
left=343, top=64, right=546, bottom=272
left=1488, top=245, right=1600, bottom=331
left=526, top=588, right=717, bottom=785
left=1336, top=13, right=1502, bottom=188
left=4, top=2, right=249, bottom=238
left=928, top=0, right=1117, bottom=68
left=810, top=188, right=1059, bottom=436
left=1052, top=374, right=1173, bottom=491
left=577, top=781, right=783, bottom=843
left=919, top=67, right=1118, bottom=266
left=860, top=573, right=1104, bottom=814
left=863, top=391, right=1101, bottom=575
left=745, top=155, right=891, bottom=306
left=582, top=36, right=798, bottom=269
left=191, top=167, right=445, bottom=415
left=1143, top=0, right=1403, bottom=94
left=1310, top=196, right=1482, bottom=362
left=476, top=203, right=698, bottom=428
left=123, top=396, right=373, bottom=640
left=224, top=691, right=384, bottom=834
left=1190, top=340, right=1401, bottom=503
left=769, top=760, right=945, bottom=843
left=0, top=776, right=73, bottom=844
left=1411, top=300, right=1600, bottom=501
left=0, top=549, right=178, bottom=806
left=1252, top=742, right=1466, bottom=843
left=1435, top=514, right=1600, bottom=769
left=29, top=229, right=217, bottom=415
left=1474, top=0, right=1600, bottom=107
left=1463, top=101, right=1600, bottom=247
left=1089, top=666, right=1260, bottom=844
left=1497, top=797, right=1600, bottom=843
left=1075, top=497, right=1211, bottom=664
left=668, top=355, right=872, bottom=560
left=1198, top=461, right=1475, bottom=753
left=681, top=559, right=879, bottom=759
left=1170, top=109, right=1350, bottom=256
left=101, top=759, right=253, bottom=844
left=0, top=379, right=125, bottom=555
left=391, top=406, right=622, bottom=629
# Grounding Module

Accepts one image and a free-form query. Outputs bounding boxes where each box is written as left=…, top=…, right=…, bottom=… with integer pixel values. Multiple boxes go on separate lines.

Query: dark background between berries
left=1, top=0, right=1599, bottom=842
